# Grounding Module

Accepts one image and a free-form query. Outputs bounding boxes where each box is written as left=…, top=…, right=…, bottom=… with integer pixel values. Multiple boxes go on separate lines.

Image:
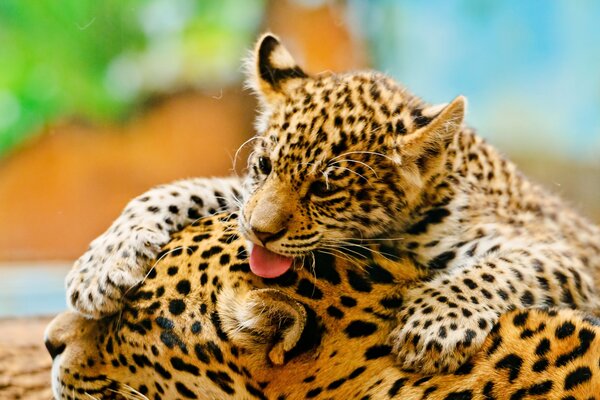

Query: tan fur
left=47, top=215, right=600, bottom=399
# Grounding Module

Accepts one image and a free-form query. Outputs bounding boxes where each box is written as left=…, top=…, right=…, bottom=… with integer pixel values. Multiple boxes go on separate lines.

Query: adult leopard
left=48, top=214, right=600, bottom=399
left=66, top=33, right=600, bottom=373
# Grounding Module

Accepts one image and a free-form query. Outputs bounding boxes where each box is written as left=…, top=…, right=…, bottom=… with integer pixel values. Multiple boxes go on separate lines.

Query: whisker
left=322, top=240, right=398, bottom=262
left=245, top=149, right=260, bottom=171
left=115, top=307, right=124, bottom=332
left=325, top=165, right=372, bottom=187
left=308, top=251, right=317, bottom=284
left=329, top=150, right=396, bottom=164
left=226, top=191, right=247, bottom=211
left=328, top=159, right=379, bottom=178
left=319, top=170, right=331, bottom=190
left=318, top=247, right=365, bottom=270
left=319, top=243, right=367, bottom=262
left=316, top=247, right=355, bottom=266
left=119, top=383, right=151, bottom=400
left=322, top=245, right=368, bottom=260
left=232, top=136, right=265, bottom=173
left=296, top=161, right=318, bottom=173
left=213, top=196, right=244, bottom=212
left=108, top=388, right=145, bottom=400
left=330, top=236, right=405, bottom=242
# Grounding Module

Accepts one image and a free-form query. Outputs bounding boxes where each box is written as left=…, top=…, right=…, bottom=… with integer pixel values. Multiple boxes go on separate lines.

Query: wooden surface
left=0, top=316, right=53, bottom=399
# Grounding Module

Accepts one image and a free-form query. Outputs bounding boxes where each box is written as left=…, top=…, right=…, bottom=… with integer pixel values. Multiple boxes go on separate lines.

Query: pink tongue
left=249, top=245, right=294, bottom=278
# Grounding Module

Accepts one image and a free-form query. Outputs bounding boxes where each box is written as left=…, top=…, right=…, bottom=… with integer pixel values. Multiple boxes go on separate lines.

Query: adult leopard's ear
left=218, top=288, right=311, bottom=365
left=245, top=33, right=308, bottom=107
left=399, top=96, right=466, bottom=162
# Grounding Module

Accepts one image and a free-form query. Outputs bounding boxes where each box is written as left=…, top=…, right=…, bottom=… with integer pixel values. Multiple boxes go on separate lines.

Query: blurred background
left=1, top=0, right=599, bottom=317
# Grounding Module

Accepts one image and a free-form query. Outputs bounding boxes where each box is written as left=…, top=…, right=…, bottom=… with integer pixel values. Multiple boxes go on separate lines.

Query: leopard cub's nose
left=251, top=227, right=287, bottom=244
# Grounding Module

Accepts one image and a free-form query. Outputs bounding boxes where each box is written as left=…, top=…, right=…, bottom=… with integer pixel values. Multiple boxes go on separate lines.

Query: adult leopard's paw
left=390, top=302, right=497, bottom=374
left=66, top=224, right=170, bottom=319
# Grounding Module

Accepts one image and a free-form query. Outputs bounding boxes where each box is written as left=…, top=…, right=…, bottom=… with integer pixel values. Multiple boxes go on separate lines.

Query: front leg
left=390, top=246, right=598, bottom=373
left=66, top=176, right=245, bottom=318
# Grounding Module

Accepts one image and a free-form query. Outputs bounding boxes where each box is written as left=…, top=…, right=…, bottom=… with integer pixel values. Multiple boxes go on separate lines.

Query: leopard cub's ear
left=245, top=33, right=308, bottom=107
left=400, top=95, right=467, bottom=158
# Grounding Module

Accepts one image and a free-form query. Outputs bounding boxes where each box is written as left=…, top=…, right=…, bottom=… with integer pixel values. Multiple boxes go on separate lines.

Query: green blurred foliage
left=0, top=0, right=264, bottom=157
left=0, top=1, right=144, bottom=154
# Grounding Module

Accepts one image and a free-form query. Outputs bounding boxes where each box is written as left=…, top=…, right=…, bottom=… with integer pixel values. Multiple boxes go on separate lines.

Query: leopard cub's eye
left=258, top=156, right=272, bottom=175
left=309, top=180, right=339, bottom=198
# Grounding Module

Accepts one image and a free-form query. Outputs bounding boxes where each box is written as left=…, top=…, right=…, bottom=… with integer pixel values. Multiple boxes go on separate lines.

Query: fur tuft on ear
left=244, top=33, right=308, bottom=107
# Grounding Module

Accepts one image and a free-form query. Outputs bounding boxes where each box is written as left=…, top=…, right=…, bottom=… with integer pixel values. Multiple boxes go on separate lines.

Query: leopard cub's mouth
left=239, top=220, right=322, bottom=279
left=246, top=238, right=328, bottom=279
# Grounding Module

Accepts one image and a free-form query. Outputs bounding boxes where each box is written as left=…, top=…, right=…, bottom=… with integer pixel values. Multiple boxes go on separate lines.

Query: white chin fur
left=51, top=355, right=62, bottom=400
left=245, top=240, right=254, bottom=255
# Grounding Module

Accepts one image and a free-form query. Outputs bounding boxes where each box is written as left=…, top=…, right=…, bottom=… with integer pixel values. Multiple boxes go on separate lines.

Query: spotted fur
left=66, top=33, right=600, bottom=373
left=48, top=215, right=600, bottom=399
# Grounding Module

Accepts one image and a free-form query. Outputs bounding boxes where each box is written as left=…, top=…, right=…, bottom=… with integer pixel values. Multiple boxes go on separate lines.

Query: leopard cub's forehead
left=259, top=71, right=427, bottom=172
left=272, top=71, right=422, bottom=127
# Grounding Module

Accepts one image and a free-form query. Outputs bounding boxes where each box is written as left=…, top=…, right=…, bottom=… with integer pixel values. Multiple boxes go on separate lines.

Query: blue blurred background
left=351, top=0, right=600, bottom=161
left=0, top=0, right=598, bottom=317
left=3, top=0, right=597, bottom=160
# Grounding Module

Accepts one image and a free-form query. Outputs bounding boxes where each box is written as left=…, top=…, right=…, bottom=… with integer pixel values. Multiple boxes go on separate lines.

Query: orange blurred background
left=0, top=1, right=369, bottom=261
left=0, top=0, right=598, bottom=264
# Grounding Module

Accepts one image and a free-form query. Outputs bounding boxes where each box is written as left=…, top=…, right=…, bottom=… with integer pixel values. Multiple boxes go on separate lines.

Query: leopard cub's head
left=240, top=33, right=466, bottom=263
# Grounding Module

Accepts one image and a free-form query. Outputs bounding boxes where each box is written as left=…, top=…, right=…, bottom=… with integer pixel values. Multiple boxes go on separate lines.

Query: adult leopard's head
left=240, top=33, right=466, bottom=278
left=44, top=214, right=412, bottom=399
